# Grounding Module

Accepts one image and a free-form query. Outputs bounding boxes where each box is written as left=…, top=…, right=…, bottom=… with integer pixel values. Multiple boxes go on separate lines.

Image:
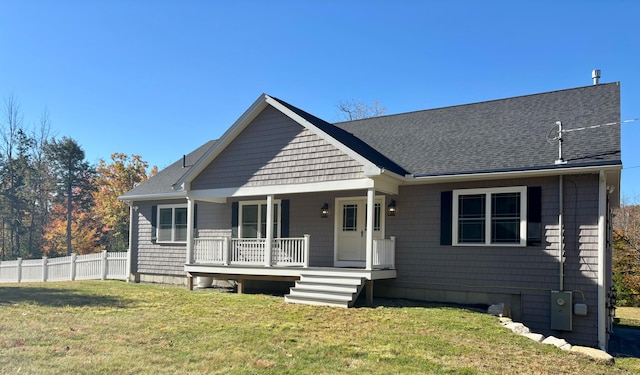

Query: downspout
left=558, top=175, right=565, bottom=291
left=597, top=170, right=607, bottom=350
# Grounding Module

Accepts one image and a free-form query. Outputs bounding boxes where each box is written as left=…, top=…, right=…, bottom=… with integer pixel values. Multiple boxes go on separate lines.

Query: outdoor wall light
left=321, top=203, right=329, bottom=218
left=387, top=200, right=397, bottom=216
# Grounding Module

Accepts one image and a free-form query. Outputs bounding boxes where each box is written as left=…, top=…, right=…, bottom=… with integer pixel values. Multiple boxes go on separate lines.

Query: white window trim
left=452, top=186, right=527, bottom=247
left=238, top=199, right=282, bottom=239
left=156, top=204, right=188, bottom=244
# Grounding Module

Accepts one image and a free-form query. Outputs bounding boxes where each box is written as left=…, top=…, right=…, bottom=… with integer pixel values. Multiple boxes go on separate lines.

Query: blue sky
left=1, top=1, right=639, bottom=198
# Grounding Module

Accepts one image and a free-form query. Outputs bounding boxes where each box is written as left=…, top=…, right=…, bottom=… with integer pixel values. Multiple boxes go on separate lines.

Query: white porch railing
left=192, top=235, right=310, bottom=268
left=0, top=250, right=129, bottom=283
left=373, top=236, right=396, bottom=269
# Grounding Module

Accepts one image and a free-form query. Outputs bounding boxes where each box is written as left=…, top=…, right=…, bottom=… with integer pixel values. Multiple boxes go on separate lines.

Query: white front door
left=335, top=197, right=384, bottom=267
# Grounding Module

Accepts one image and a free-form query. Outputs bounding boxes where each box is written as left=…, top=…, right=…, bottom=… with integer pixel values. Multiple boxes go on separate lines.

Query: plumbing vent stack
left=592, top=69, right=601, bottom=85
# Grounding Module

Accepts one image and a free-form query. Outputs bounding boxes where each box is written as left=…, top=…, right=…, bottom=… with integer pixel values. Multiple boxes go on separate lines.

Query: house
left=119, top=82, right=621, bottom=349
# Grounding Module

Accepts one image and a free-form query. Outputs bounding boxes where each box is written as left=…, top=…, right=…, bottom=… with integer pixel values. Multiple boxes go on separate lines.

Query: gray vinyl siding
left=191, top=105, right=364, bottom=190
left=133, top=200, right=228, bottom=277
left=134, top=200, right=186, bottom=277
left=377, top=174, right=602, bottom=347
left=130, top=174, right=604, bottom=346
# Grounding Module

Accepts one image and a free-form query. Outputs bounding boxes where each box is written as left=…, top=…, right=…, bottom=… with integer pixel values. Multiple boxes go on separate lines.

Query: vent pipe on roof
left=182, top=155, right=186, bottom=168
left=592, top=69, right=601, bottom=85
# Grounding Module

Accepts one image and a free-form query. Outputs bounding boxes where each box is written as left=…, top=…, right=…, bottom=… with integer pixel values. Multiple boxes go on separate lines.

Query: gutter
left=117, top=191, right=188, bottom=202
left=403, top=163, right=622, bottom=185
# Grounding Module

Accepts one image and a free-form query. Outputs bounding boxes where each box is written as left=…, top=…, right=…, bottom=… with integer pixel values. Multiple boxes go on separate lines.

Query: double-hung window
left=452, top=186, right=527, bottom=246
left=157, top=204, right=188, bottom=243
left=239, top=200, right=280, bottom=238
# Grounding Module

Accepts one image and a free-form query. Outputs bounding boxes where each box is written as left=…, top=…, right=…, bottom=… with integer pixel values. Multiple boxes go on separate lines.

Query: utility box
left=550, top=291, right=573, bottom=331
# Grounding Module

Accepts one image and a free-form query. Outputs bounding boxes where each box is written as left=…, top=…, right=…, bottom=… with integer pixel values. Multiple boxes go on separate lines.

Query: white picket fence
left=0, top=250, right=129, bottom=283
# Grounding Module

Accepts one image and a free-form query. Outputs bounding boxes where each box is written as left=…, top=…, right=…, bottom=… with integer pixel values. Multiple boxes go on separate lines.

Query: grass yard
left=0, top=281, right=638, bottom=375
left=615, top=307, right=640, bottom=328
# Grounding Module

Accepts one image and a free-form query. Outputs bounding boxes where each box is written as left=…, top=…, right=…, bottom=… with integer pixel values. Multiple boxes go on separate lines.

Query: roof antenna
left=182, top=155, right=186, bottom=168
left=592, top=69, right=601, bottom=85
left=554, top=121, right=567, bottom=165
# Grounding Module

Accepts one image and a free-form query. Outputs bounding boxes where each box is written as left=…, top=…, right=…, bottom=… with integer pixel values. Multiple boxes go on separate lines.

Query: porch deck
left=185, top=236, right=397, bottom=307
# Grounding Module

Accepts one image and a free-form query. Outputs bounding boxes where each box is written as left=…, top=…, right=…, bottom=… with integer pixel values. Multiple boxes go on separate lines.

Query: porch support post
left=365, top=280, right=374, bottom=305
left=265, top=195, right=274, bottom=267
left=186, top=198, right=195, bottom=265
left=303, top=234, right=310, bottom=268
left=366, top=188, right=374, bottom=270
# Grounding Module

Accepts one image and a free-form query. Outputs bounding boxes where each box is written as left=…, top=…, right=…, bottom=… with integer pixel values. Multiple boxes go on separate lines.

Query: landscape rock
left=487, top=303, right=511, bottom=317
left=522, top=333, right=545, bottom=342
left=504, top=322, right=530, bottom=335
left=570, top=346, right=615, bottom=364
left=542, top=336, right=572, bottom=350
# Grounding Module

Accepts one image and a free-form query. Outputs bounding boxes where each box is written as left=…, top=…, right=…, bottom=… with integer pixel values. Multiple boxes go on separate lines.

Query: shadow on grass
left=0, top=285, right=132, bottom=308
left=355, top=295, right=490, bottom=313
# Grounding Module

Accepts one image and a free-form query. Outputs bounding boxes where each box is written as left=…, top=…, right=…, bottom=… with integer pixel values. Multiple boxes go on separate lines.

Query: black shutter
left=281, top=199, right=290, bottom=238
left=193, top=204, right=198, bottom=229
left=231, top=202, right=239, bottom=238
left=527, top=186, right=542, bottom=246
left=151, top=205, right=157, bottom=241
left=440, top=191, right=452, bottom=246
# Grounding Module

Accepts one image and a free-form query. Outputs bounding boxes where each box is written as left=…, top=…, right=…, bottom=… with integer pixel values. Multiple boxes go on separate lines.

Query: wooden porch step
left=285, top=274, right=365, bottom=308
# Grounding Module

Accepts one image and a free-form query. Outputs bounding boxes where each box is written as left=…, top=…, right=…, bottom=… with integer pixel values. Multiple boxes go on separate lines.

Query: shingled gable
left=174, top=93, right=408, bottom=190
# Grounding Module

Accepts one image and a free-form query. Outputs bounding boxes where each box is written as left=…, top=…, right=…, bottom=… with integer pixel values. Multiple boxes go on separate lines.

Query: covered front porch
left=182, top=186, right=399, bottom=306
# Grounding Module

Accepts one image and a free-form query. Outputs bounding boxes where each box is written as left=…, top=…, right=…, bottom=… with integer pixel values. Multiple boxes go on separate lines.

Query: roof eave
left=117, top=191, right=188, bottom=202
left=404, top=162, right=622, bottom=184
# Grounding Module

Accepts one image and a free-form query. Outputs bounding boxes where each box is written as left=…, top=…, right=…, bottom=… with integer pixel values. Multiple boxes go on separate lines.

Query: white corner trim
left=597, top=170, right=607, bottom=350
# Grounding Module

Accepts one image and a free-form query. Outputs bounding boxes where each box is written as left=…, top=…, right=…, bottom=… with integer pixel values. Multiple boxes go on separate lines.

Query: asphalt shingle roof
left=121, top=83, right=621, bottom=199
left=336, top=83, right=621, bottom=176
left=120, top=139, right=216, bottom=199
left=270, top=96, right=409, bottom=176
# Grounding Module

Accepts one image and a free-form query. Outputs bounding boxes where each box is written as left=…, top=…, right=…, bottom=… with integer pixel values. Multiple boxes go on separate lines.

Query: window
left=239, top=201, right=280, bottom=238
left=157, top=204, right=188, bottom=243
left=452, top=187, right=527, bottom=246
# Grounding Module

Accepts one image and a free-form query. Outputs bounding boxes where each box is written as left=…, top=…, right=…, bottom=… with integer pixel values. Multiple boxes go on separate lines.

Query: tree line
left=613, top=199, right=640, bottom=306
left=0, top=94, right=156, bottom=260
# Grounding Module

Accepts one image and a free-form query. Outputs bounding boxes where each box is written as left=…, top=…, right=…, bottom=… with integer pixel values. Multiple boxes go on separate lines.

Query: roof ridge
left=335, top=82, right=620, bottom=125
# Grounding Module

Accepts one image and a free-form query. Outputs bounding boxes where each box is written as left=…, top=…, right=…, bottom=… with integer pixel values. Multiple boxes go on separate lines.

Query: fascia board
left=117, top=191, right=187, bottom=202
left=174, top=94, right=271, bottom=188
left=403, top=164, right=623, bottom=185
left=265, top=96, right=382, bottom=177
left=187, top=178, right=376, bottom=199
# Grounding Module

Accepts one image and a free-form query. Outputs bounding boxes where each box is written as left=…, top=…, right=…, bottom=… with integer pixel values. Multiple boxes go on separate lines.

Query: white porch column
left=265, top=194, right=274, bottom=267
left=186, top=198, right=195, bottom=265
left=366, top=188, right=375, bottom=270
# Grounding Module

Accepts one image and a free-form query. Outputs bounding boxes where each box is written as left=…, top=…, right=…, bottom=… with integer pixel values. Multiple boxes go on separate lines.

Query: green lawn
left=0, top=281, right=637, bottom=374
left=615, top=307, right=640, bottom=328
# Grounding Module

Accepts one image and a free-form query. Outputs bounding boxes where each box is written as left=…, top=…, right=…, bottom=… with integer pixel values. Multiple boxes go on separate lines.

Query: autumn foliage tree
left=45, top=137, right=96, bottom=255
left=613, top=200, right=640, bottom=306
left=94, top=153, right=155, bottom=252
left=42, top=202, right=101, bottom=256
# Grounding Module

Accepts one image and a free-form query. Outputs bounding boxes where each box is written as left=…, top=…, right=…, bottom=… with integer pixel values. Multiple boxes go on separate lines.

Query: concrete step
left=285, top=273, right=366, bottom=308
left=294, top=281, right=359, bottom=294
left=288, top=288, right=354, bottom=302
left=284, top=294, right=350, bottom=308
left=299, top=274, right=364, bottom=286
